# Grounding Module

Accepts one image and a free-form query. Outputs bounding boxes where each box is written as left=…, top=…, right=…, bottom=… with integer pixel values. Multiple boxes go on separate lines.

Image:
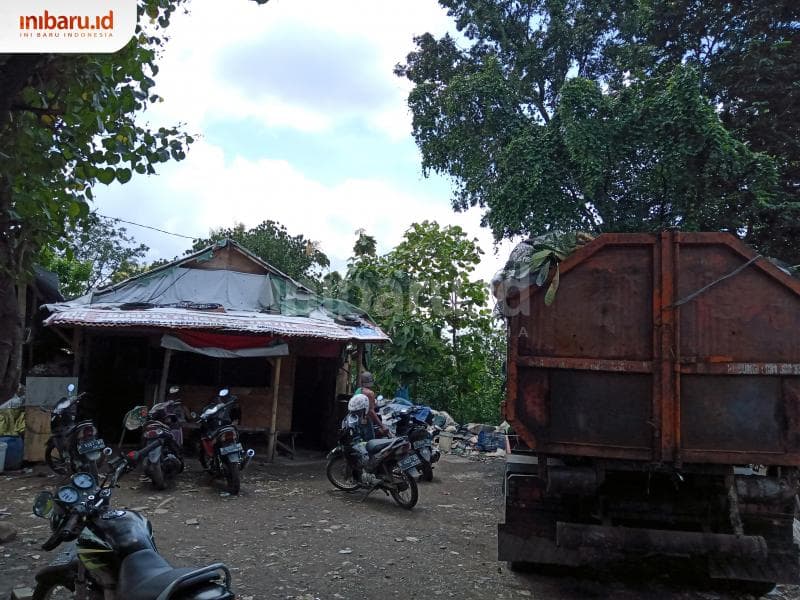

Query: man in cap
left=356, top=371, right=389, bottom=440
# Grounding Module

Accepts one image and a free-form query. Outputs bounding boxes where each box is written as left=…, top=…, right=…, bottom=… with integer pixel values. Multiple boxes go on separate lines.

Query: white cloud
left=94, top=139, right=516, bottom=283
left=138, top=0, right=451, bottom=139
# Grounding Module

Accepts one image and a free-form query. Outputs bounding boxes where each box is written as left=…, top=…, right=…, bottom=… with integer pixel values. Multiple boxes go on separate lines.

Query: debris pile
left=377, top=399, right=511, bottom=458
left=434, top=420, right=511, bottom=458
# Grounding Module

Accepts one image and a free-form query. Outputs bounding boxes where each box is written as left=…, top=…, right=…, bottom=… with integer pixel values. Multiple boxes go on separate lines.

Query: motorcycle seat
left=365, top=438, right=394, bottom=454
left=117, top=549, right=225, bottom=600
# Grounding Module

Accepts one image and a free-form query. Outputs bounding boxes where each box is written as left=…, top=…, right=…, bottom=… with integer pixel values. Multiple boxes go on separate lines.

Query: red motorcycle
left=196, top=389, right=254, bottom=495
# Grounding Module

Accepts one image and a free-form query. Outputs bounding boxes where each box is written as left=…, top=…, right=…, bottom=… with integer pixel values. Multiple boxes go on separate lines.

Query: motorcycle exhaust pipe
left=242, top=448, right=255, bottom=470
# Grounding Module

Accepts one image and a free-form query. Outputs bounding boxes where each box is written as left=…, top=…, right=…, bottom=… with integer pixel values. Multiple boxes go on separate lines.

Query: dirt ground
left=1, top=453, right=799, bottom=600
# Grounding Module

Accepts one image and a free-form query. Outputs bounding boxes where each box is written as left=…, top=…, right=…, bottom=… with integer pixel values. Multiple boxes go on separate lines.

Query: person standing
left=356, top=371, right=389, bottom=439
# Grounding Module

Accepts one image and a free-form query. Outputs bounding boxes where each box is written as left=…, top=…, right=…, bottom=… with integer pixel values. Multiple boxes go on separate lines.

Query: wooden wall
left=177, top=355, right=296, bottom=432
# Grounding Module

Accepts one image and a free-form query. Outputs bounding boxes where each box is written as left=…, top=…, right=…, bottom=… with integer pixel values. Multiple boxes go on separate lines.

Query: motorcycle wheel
left=225, top=462, right=241, bottom=495
left=420, top=461, right=434, bottom=482
left=389, top=469, right=418, bottom=510
left=326, top=455, right=360, bottom=491
left=149, top=461, right=166, bottom=490
left=33, top=582, right=77, bottom=599
left=45, top=441, right=70, bottom=476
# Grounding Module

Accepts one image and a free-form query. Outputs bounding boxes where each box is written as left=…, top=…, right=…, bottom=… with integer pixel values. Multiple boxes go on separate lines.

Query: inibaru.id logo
left=19, top=10, right=115, bottom=33
left=1, top=0, right=136, bottom=53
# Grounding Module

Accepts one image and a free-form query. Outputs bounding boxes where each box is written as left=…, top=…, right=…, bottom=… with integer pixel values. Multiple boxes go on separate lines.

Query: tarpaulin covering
left=161, top=334, right=289, bottom=358
left=44, top=239, right=390, bottom=343
left=175, top=331, right=279, bottom=350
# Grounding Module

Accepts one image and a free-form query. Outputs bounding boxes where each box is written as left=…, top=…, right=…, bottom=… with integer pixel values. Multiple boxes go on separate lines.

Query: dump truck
left=497, top=231, right=800, bottom=593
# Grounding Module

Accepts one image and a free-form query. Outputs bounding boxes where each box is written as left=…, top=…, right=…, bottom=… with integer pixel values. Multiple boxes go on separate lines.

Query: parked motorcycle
left=197, top=389, right=254, bottom=495
left=29, top=443, right=235, bottom=599
left=45, top=384, right=106, bottom=477
left=392, top=405, right=441, bottom=482
left=128, top=386, right=186, bottom=490
left=326, top=399, right=422, bottom=509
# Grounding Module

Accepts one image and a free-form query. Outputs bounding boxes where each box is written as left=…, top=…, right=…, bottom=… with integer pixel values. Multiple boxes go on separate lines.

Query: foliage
left=0, top=0, right=199, bottom=401
left=37, top=215, right=150, bottom=298
left=342, top=222, right=504, bottom=424
left=190, top=220, right=330, bottom=284
left=396, top=0, right=797, bottom=262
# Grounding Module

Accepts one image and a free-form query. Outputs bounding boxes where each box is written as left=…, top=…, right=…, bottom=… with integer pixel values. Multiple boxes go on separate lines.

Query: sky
left=92, top=0, right=518, bottom=283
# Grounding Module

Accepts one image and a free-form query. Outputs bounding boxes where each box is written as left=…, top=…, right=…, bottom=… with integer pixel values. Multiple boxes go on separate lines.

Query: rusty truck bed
left=505, top=231, right=800, bottom=466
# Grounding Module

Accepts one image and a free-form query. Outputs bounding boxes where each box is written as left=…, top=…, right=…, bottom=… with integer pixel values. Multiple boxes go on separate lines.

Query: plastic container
left=477, top=431, right=506, bottom=452
left=0, top=441, right=6, bottom=473
left=0, top=436, right=23, bottom=470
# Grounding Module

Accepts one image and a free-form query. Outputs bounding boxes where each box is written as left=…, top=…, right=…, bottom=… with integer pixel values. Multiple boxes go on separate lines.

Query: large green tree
left=190, top=220, right=330, bottom=284
left=345, top=222, right=503, bottom=423
left=396, top=0, right=798, bottom=262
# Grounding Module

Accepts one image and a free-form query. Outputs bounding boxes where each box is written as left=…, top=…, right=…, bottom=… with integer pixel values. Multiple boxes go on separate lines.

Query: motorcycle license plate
left=398, top=454, right=421, bottom=470
left=78, top=438, right=105, bottom=454
left=413, top=440, right=430, bottom=450
left=219, top=443, right=243, bottom=456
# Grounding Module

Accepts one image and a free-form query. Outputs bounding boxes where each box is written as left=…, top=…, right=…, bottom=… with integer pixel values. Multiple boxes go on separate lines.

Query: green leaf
left=115, top=168, right=132, bottom=184
left=97, top=167, right=116, bottom=185
left=544, top=267, right=560, bottom=306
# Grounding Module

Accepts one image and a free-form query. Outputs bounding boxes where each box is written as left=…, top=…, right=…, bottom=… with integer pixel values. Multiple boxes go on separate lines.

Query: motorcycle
left=124, top=386, right=186, bottom=490
left=326, top=410, right=422, bottom=510
left=29, top=443, right=235, bottom=599
left=46, top=383, right=106, bottom=477
left=197, top=389, right=254, bottom=495
left=391, top=405, right=441, bottom=482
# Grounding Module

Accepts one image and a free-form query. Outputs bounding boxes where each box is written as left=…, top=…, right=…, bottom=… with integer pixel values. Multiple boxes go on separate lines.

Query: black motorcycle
left=139, top=388, right=186, bottom=490
left=326, top=413, right=421, bottom=509
left=197, top=389, right=254, bottom=495
left=392, top=406, right=441, bottom=482
left=29, top=442, right=235, bottom=599
left=46, top=384, right=106, bottom=477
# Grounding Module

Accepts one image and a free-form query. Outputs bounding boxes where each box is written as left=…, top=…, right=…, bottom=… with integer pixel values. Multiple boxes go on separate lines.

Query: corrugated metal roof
left=44, top=306, right=390, bottom=342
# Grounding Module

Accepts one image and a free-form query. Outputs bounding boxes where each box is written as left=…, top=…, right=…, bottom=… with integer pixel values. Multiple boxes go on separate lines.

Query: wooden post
left=158, top=348, right=172, bottom=404
left=356, top=344, right=364, bottom=389
left=16, top=283, right=26, bottom=376
left=267, top=357, right=282, bottom=462
left=72, top=329, right=83, bottom=378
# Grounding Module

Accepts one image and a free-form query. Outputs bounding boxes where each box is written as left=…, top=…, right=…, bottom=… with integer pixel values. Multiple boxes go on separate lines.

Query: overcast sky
left=92, top=0, right=518, bottom=282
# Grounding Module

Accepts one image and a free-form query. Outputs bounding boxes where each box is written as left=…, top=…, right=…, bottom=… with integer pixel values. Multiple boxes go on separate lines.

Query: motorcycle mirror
left=168, top=385, right=180, bottom=394
left=32, top=491, right=55, bottom=519
left=67, top=383, right=75, bottom=393
left=219, top=389, right=229, bottom=398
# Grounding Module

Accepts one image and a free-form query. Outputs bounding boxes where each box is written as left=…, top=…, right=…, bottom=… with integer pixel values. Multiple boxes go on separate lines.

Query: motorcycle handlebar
left=42, top=512, right=82, bottom=551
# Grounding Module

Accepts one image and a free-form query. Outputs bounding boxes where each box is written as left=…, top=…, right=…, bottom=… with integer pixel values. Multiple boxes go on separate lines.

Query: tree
left=344, top=222, right=503, bottom=423
left=0, top=1, right=193, bottom=401
left=396, top=0, right=796, bottom=260
left=0, top=0, right=272, bottom=400
left=190, top=220, right=330, bottom=284
left=38, top=215, right=150, bottom=298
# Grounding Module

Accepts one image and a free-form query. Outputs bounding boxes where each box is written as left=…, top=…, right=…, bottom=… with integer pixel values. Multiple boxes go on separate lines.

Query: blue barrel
left=0, top=436, right=23, bottom=470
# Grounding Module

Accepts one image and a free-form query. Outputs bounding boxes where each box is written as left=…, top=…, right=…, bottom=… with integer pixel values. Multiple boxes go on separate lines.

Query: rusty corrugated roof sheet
left=44, top=306, right=390, bottom=342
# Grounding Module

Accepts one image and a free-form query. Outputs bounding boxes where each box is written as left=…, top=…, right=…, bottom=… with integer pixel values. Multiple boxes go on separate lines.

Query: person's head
left=360, top=371, right=374, bottom=388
